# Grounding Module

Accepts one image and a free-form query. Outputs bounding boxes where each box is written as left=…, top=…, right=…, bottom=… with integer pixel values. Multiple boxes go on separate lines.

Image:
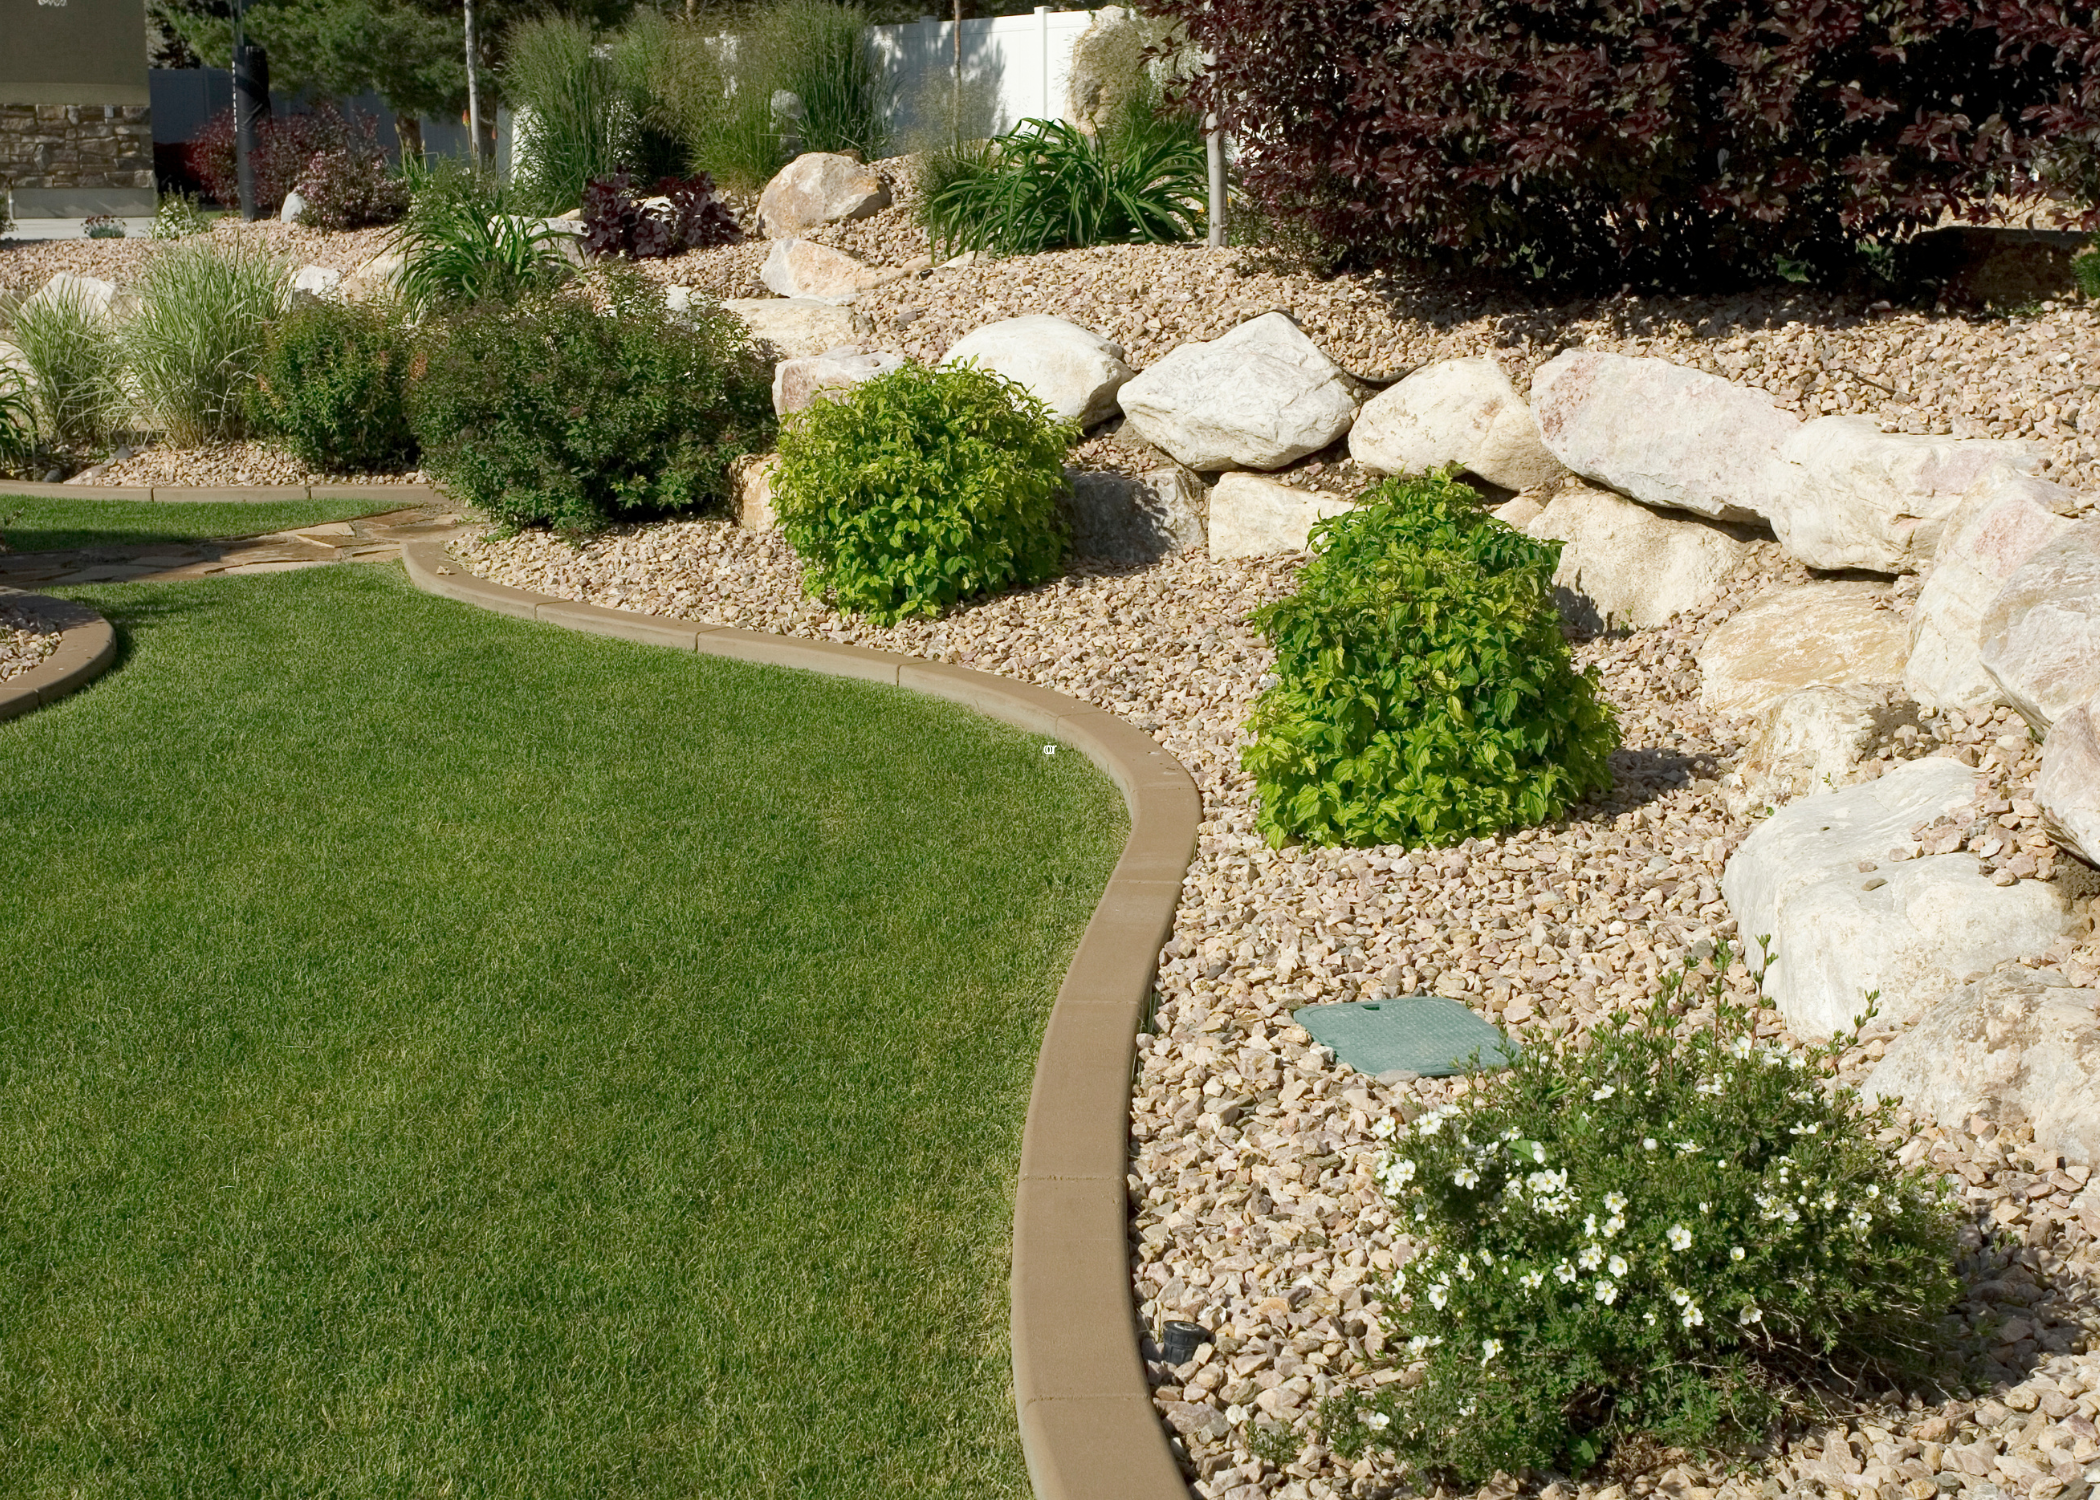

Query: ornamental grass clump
left=1242, top=469, right=1618, bottom=849
left=1332, top=956, right=1960, bottom=1482
left=122, top=237, right=289, bottom=446
left=772, top=362, right=1071, bottom=624
left=7, top=284, right=124, bottom=450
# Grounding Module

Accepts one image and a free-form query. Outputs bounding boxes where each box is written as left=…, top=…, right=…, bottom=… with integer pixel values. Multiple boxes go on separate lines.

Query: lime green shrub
left=248, top=299, right=417, bottom=475
left=1332, top=957, right=1960, bottom=1481
left=407, top=271, right=772, bottom=535
left=1242, top=469, right=1619, bottom=848
left=772, top=362, right=1072, bottom=625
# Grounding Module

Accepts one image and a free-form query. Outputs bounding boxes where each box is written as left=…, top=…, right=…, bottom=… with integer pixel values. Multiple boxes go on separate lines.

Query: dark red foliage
left=293, top=114, right=408, bottom=230
left=581, top=173, right=740, bottom=260
left=1148, top=0, right=2100, bottom=287
left=187, top=106, right=349, bottom=214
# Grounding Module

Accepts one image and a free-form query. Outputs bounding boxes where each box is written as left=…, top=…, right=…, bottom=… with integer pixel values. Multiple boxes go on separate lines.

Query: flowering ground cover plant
left=1331, top=950, right=1960, bottom=1481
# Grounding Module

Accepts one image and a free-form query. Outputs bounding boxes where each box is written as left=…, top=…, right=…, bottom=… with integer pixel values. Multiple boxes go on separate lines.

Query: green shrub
left=1241, top=469, right=1619, bottom=849
left=2078, top=243, right=2100, bottom=302
left=248, top=299, right=417, bottom=474
left=8, top=283, right=125, bottom=451
left=392, top=160, right=570, bottom=314
left=122, top=237, right=288, bottom=446
left=149, top=192, right=211, bottom=241
left=1331, top=956, right=1960, bottom=1481
left=407, top=269, right=773, bottom=535
left=772, top=362, right=1071, bottom=624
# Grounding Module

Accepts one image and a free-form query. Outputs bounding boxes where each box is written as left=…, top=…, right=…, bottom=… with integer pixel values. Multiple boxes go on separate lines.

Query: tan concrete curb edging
left=397, top=539, right=1198, bottom=1500
left=0, top=592, right=118, bottom=722
left=0, top=481, right=445, bottom=505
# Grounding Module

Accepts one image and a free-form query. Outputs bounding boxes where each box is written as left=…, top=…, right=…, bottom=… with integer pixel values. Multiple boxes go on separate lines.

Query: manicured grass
left=0, top=564, right=1126, bottom=1498
left=0, top=494, right=395, bottom=553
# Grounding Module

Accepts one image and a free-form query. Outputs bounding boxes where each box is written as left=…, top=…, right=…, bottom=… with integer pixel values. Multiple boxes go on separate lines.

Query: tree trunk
left=463, top=0, right=482, bottom=169
left=394, top=113, right=424, bottom=166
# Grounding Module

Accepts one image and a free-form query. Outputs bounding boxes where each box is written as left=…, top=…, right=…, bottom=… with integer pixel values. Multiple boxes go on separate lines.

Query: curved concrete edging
left=0, top=480, right=445, bottom=505
left=0, top=592, right=118, bottom=722
left=398, top=539, right=1198, bottom=1500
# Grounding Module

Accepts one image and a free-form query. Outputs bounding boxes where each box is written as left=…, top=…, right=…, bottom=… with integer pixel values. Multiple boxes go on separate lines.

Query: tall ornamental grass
left=122, top=239, right=288, bottom=446
left=8, top=284, right=125, bottom=451
left=505, top=16, right=629, bottom=216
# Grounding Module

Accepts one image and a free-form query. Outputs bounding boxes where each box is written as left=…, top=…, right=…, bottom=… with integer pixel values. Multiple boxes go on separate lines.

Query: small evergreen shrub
left=248, top=299, right=417, bottom=474
left=580, top=172, right=739, bottom=259
left=82, top=215, right=126, bottom=240
left=1331, top=957, right=1960, bottom=1481
left=2078, top=243, right=2100, bottom=302
left=1243, top=469, right=1619, bottom=848
left=408, top=270, right=773, bottom=534
left=772, top=362, right=1072, bottom=624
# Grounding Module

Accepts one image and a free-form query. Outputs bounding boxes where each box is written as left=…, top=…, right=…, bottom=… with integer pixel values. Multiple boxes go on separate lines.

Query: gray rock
left=289, top=264, right=342, bottom=303
left=755, top=152, right=890, bottom=237
left=1205, top=472, right=1354, bottom=560
left=1865, top=967, right=2100, bottom=1166
left=1765, top=416, right=2045, bottom=573
left=1906, top=470, right=2079, bottom=712
left=2038, top=695, right=2100, bottom=866
left=1722, top=758, right=2077, bottom=1037
left=1720, top=683, right=1920, bottom=817
left=1980, top=519, right=2100, bottom=732
left=771, top=345, right=904, bottom=416
left=1347, top=356, right=1564, bottom=490
left=1529, top=350, right=1794, bottom=522
left=279, top=189, right=306, bottom=223
left=1523, top=484, right=1756, bottom=633
left=942, top=315, right=1132, bottom=429
left=22, top=270, right=120, bottom=320
left=1697, top=579, right=1911, bottom=720
left=760, top=238, right=893, bottom=302
left=1119, top=312, right=1361, bottom=472
left=1062, top=466, right=1206, bottom=561
left=719, top=297, right=864, bottom=359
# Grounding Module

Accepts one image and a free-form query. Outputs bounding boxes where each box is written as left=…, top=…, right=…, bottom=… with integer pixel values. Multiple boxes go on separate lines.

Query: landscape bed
left=0, top=563, right=1125, bottom=1497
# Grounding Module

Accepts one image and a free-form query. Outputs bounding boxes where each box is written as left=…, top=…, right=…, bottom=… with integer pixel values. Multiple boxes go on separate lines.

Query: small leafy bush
left=248, top=299, right=417, bottom=474
left=581, top=172, right=739, bottom=259
left=294, top=115, right=409, bottom=231
left=188, top=105, right=346, bottom=214
left=9, top=283, right=125, bottom=450
left=1334, top=957, right=1959, bottom=1481
left=922, top=113, right=1206, bottom=260
left=150, top=193, right=211, bottom=241
left=122, top=237, right=288, bottom=446
left=2078, top=243, right=2100, bottom=302
left=772, top=362, right=1071, bottom=624
left=83, top=215, right=126, bottom=240
left=392, top=161, right=570, bottom=314
left=407, top=269, right=773, bottom=534
left=1242, top=469, right=1618, bottom=848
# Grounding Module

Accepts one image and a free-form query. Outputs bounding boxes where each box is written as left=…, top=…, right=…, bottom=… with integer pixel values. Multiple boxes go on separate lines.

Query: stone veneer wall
left=0, top=104, right=153, bottom=194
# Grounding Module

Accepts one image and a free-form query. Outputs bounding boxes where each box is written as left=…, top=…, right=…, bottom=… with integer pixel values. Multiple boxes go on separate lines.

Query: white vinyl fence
left=870, top=9, right=1096, bottom=147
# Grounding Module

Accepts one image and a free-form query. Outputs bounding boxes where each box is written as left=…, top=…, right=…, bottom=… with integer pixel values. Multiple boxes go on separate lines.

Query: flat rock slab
left=1294, top=995, right=1512, bottom=1079
left=1206, top=473, right=1352, bottom=560
left=1698, top=579, right=1910, bottom=721
left=718, top=296, right=863, bottom=358
left=761, top=239, right=892, bottom=303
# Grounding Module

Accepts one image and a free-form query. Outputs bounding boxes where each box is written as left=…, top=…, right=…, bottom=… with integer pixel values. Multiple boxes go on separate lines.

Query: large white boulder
left=22, top=271, right=120, bottom=319
left=1348, top=357, right=1563, bottom=490
left=2037, top=694, right=2100, bottom=866
left=1524, top=485, right=1754, bottom=633
left=1529, top=350, right=1795, bottom=522
left=719, top=297, right=863, bottom=359
left=342, top=251, right=404, bottom=301
left=1866, top=967, right=2100, bottom=1166
left=1979, top=519, right=2100, bottom=732
left=1697, top=580, right=1911, bottom=721
left=289, top=264, right=343, bottom=303
left=1206, top=473, right=1353, bottom=560
left=1119, top=313, right=1360, bottom=471
left=1905, top=470, right=2079, bottom=712
left=1764, top=416, right=2045, bottom=573
left=1722, top=757, right=2078, bottom=1037
left=1721, top=683, right=1918, bottom=816
left=942, top=315, right=1132, bottom=429
left=771, top=345, right=905, bottom=416
left=760, top=239, right=891, bottom=302
left=1062, top=466, right=1207, bottom=561
left=756, top=152, right=891, bottom=237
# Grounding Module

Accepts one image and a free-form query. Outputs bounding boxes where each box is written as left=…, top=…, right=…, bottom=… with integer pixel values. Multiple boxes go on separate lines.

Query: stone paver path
left=0, top=505, right=464, bottom=588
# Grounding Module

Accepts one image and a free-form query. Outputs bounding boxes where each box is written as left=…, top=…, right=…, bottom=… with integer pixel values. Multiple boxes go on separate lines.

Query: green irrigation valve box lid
left=1293, top=994, right=1515, bottom=1079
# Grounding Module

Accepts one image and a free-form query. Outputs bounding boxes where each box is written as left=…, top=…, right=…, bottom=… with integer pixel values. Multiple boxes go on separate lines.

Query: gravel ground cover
left=458, top=513, right=2100, bottom=1500
left=0, top=593, right=59, bottom=681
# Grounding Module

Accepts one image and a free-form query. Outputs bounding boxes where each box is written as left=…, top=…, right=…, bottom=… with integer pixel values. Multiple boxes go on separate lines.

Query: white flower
left=1407, top=1335, right=1434, bottom=1356
left=1730, top=1246, right=1745, bottom=1261
left=1453, top=1167, right=1481, bottom=1189
left=1428, top=1282, right=1450, bottom=1310
left=1592, top=1085, right=1616, bottom=1101
left=1697, top=1202, right=1710, bottom=1213
left=1578, top=1244, right=1604, bottom=1271
left=1594, top=1279, right=1619, bottom=1305
left=1731, top=1035, right=1753, bottom=1058
left=1604, top=1192, right=1628, bottom=1215
left=1670, top=1288, right=1690, bottom=1307
left=1788, top=1122, right=1820, bottom=1136
left=1531, top=1142, right=1547, bottom=1164
left=1554, top=1261, right=1577, bottom=1283
left=1739, top=1304, right=1763, bottom=1324
left=1643, top=1137, right=1659, bottom=1151
left=1681, top=1302, right=1705, bottom=1328
left=1644, top=1309, right=1658, bottom=1325
left=1602, top=1215, right=1625, bottom=1239
left=1365, top=1411, right=1391, bottom=1430
left=1373, top=1118, right=1396, bottom=1140
left=1668, top=1225, right=1693, bottom=1252
left=1481, top=1338, right=1503, bottom=1365
left=1583, top=1213, right=1598, bottom=1237
left=1388, top=1159, right=1417, bottom=1186
left=1675, top=1140, right=1701, bottom=1154
left=1479, top=1249, right=1495, bottom=1266
left=1608, top=1254, right=1628, bottom=1277
left=1521, top=1269, right=1545, bottom=1290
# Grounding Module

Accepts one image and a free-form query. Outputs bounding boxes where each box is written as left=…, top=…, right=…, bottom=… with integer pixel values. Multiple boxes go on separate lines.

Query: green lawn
left=0, top=564, right=1126, bottom=1498
left=0, top=494, right=396, bottom=553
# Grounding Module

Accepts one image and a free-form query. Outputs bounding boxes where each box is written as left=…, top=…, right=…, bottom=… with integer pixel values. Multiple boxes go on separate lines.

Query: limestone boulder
left=1720, top=684, right=1920, bottom=817
left=1348, top=357, right=1564, bottom=490
left=760, top=239, right=892, bottom=302
left=1905, top=470, right=2078, bottom=712
left=1764, top=416, right=2044, bottom=573
left=1061, top=466, right=1206, bottom=561
left=1207, top=473, right=1353, bottom=560
left=756, top=152, right=891, bottom=237
left=719, top=297, right=863, bottom=359
left=279, top=189, right=307, bottom=224
left=1529, top=350, right=1795, bottom=522
left=1865, top=967, right=2100, bottom=1166
left=771, top=345, right=905, bottom=416
left=941, top=315, right=1132, bottom=429
left=23, top=271, right=121, bottom=319
left=1721, top=757, right=2078, bottom=1037
left=290, top=265, right=343, bottom=303
left=1979, top=519, right=2100, bottom=732
left=733, top=453, right=780, bottom=531
left=1119, top=313, right=1360, bottom=471
left=1697, top=580, right=1911, bottom=720
left=1524, top=484, right=1755, bottom=633
left=2037, top=695, right=2100, bottom=866
left=341, top=251, right=404, bottom=301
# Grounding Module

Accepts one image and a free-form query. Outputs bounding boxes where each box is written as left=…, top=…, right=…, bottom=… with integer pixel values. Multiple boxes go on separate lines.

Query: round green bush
left=1242, top=468, right=1620, bottom=848
left=771, top=361, right=1072, bottom=625
left=248, top=298, right=418, bottom=474
left=407, top=271, right=774, bottom=534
